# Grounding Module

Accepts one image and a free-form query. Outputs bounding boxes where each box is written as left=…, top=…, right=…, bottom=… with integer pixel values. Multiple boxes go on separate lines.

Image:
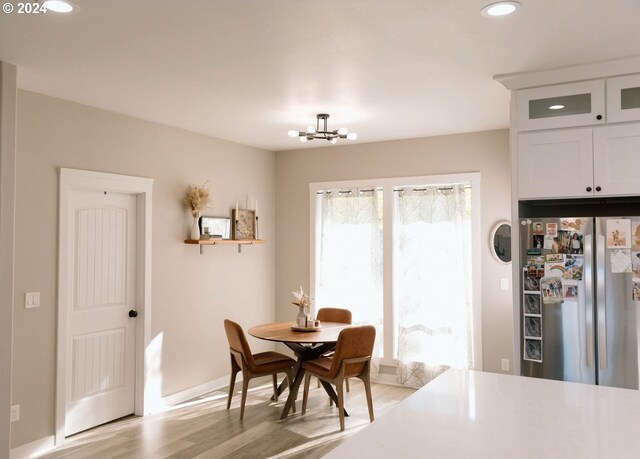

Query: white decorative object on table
left=291, top=285, right=311, bottom=321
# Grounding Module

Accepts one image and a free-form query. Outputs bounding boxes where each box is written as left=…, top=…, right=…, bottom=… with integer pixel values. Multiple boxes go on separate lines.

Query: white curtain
left=394, top=184, right=472, bottom=387
left=316, top=188, right=383, bottom=367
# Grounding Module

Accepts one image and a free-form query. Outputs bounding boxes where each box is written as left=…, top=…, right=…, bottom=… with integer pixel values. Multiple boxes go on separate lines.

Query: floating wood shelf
left=184, top=239, right=265, bottom=254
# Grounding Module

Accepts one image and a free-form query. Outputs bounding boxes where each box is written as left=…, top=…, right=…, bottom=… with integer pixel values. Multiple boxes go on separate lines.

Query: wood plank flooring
left=39, top=379, right=414, bottom=459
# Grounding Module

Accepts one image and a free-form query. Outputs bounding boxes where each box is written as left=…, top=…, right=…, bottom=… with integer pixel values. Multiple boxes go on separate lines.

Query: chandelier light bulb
left=299, top=136, right=308, bottom=143
left=330, top=137, right=338, bottom=144
left=306, top=125, right=316, bottom=134
left=347, top=132, right=358, bottom=140
left=288, top=130, right=299, bottom=138
left=337, top=127, right=348, bottom=135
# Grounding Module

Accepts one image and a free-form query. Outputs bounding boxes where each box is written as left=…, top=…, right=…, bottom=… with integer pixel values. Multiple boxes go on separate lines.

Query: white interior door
left=65, top=190, right=137, bottom=436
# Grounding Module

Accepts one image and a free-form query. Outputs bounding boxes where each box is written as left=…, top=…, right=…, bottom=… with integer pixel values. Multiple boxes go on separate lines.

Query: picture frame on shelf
left=199, top=216, right=231, bottom=239
left=232, top=209, right=256, bottom=240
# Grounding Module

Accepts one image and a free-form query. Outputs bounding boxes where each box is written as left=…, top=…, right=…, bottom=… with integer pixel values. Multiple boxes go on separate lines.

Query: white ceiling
left=1, top=0, right=639, bottom=151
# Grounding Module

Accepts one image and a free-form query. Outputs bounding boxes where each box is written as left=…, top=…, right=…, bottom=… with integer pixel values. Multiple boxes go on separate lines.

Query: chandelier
left=288, top=114, right=358, bottom=144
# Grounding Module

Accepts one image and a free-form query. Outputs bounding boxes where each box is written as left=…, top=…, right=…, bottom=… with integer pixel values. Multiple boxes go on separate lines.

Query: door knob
left=596, top=114, right=603, bottom=120
left=586, top=187, right=592, bottom=192
left=595, top=186, right=602, bottom=192
left=128, top=310, right=138, bottom=318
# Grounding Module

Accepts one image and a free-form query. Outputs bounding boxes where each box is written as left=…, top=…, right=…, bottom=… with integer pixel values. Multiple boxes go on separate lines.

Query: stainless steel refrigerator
left=519, top=214, right=640, bottom=390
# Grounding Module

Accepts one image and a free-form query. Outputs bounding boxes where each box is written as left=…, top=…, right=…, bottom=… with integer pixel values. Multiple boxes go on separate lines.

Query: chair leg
left=346, top=377, right=350, bottom=392
left=272, top=374, right=278, bottom=401
left=336, top=378, right=345, bottom=431
left=302, top=373, right=311, bottom=415
left=227, top=356, right=240, bottom=410
left=240, top=373, right=250, bottom=420
left=362, top=374, right=374, bottom=422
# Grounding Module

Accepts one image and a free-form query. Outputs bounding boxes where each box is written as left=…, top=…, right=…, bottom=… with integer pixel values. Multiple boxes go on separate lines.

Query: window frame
left=309, top=173, right=482, bottom=370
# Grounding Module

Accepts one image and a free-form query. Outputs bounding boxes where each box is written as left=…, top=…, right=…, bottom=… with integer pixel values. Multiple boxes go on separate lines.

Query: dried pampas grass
left=184, top=183, right=211, bottom=217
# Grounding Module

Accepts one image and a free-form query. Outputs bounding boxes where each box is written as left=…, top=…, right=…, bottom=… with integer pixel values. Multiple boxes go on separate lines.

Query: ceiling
left=1, top=0, right=640, bottom=151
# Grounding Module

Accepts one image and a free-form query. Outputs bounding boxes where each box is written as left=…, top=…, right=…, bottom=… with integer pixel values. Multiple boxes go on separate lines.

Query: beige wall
left=12, top=91, right=276, bottom=448
left=274, top=130, right=513, bottom=374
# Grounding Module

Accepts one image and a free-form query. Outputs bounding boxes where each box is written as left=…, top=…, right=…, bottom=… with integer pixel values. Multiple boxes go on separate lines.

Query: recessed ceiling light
left=549, top=104, right=565, bottom=110
left=42, top=0, right=74, bottom=13
left=481, top=1, right=521, bottom=17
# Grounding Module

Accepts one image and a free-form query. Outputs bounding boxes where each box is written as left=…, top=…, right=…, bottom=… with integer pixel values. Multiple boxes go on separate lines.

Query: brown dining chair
left=301, top=325, right=376, bottom=431
left=316, top=307, right=352, bottom=325
left=224, top=319, right=296, bottom=420
left=316, top=307, right=352, bottom=393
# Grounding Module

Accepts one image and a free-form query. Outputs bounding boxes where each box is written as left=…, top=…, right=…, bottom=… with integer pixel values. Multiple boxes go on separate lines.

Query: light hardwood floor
left=39, top=379, right=415, bottom=459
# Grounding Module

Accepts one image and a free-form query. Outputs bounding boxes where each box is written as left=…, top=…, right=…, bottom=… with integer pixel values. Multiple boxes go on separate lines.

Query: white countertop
left=324, top=369, right=640, bottom=459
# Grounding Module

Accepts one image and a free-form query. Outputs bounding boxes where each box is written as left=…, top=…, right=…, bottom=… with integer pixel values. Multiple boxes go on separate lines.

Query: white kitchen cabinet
left=516, top=80, right=605, bottom=132
left=607, top=74, right=640, bottom=123
left=517, top=129, right=593, bottom=199
left=518, top=124, right=640, bottom=199
left=593, top=123, right=640, bottom=196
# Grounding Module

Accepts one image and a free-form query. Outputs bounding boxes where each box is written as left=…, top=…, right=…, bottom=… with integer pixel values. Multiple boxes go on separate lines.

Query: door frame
left=55, top=168, right=153, bottom=445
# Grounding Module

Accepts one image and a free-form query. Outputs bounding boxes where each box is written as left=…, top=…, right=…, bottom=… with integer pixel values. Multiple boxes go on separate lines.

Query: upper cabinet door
left=517, top=128, right=594, bottom=199
left=593, top=124, right=640, bottom=197
left=516, top=80, right=605, bottom=132
left=607, top=74, right=640, bottom=123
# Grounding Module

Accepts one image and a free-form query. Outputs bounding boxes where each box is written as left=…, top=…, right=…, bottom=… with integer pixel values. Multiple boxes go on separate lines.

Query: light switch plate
left=10, top=405, right=19, bottom=423
left=500, top=278, right=509, bottom=290
left=25, top=292, right=40, bottom=309
left=501, top=359, right=510, bottom=372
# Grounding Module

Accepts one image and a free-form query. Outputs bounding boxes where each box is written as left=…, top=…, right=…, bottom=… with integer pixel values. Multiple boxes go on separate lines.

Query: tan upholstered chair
left=301, top=325, right=376, bottom=431
left=316, top=307, right=353, bottom=393
left=316, top=307, right=352, bottom=325
left=224, top=319, right=296, bottom=420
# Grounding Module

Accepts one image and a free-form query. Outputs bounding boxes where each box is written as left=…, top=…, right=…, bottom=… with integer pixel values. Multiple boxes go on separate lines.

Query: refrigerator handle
left=584, top=234, right=594, bottom=369
left=597, top=234, right=607, bottom=370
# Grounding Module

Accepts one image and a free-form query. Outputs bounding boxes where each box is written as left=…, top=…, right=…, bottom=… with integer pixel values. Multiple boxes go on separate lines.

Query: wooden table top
left=248, top=321, right=352, bottom=344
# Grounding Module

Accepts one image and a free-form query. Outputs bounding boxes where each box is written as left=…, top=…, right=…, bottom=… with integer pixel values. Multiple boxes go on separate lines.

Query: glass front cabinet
left=516, top=75, right=640, bottom=132
left=516, top=80, right=605, bottom=131
left=607, top=74, right=640, bottom=123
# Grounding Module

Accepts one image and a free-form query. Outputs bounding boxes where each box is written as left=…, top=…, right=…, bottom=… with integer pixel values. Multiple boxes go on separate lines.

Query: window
left=310, top=174, right=481, bottom=387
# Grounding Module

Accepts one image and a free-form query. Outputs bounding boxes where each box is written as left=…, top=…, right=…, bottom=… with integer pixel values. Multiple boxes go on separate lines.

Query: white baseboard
left=10, top=435, right=55, bottom=459
left=159, top=374, right=239, bottom=409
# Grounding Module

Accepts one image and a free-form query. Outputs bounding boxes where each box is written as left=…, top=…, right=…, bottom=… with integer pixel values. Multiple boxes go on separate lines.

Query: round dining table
left=248, top=321, right=353, bottom=420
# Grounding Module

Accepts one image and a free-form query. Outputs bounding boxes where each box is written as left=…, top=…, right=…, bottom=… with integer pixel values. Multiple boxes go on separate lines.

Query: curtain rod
left=316, top=188, right=379, bottom=195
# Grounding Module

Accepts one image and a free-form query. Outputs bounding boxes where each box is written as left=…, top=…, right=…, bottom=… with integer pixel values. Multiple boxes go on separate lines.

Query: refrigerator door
left=520, top=217, right=596, bottom=384
left=595, top=217, right=639, bottom=390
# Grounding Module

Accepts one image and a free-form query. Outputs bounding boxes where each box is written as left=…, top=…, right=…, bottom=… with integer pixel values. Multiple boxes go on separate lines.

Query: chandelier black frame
left=289, top=114, right=357, bottom=143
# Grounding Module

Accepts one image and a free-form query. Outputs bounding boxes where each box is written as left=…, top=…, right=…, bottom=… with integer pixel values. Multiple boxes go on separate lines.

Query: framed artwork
left=199, top=216, right=230, bottom=239
left=232, top=209, right=256, bottom=240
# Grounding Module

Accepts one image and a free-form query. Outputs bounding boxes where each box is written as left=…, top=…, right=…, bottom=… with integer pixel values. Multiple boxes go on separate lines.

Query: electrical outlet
left=10, top=405, right=20, bottom=423
left=501, top=359, right=510, bottom=372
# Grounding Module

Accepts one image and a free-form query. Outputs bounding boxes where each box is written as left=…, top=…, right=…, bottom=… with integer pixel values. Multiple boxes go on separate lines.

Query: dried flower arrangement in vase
left=184, top=182, right=211, bottom=240
left=292, top=286, right=311, bottom=321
